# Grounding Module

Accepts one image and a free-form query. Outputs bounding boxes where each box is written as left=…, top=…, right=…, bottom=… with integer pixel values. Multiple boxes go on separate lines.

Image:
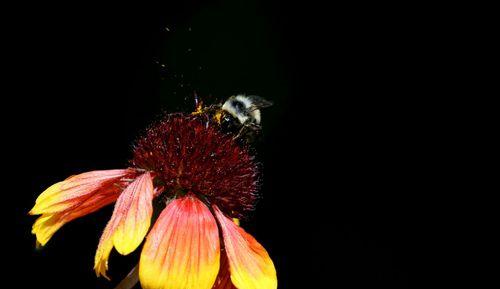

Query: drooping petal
left=139, top=195, right=220, bottom=289
left=95, top=172, right=154, bottom=279
left=31, top=172, right=132, bottom=246
left=214, top=206, right=277, bottom=289
left=212, top=251, right=236, bottom=289
left=32, top=213, right=68, bottom=246
left=30, top=169, right=136, bottom=215
left=94, top=220, right=115, bottom=279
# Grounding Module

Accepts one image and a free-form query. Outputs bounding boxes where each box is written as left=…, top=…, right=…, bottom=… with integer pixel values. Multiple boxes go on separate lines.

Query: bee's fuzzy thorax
left=131, top=113, right=259, bottom=218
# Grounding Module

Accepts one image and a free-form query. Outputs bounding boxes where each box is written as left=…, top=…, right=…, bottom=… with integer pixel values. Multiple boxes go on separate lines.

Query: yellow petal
left=94, top=172, right=154, bottom=279
left=214, top=206, right=277, bottom=289
left=29, top=182, right=65, bottom=215
left=94, top=221, right=115, bottom=280
left=139, top=195, right=220, bottom=289
left=31, top=213, right=68, bottom=246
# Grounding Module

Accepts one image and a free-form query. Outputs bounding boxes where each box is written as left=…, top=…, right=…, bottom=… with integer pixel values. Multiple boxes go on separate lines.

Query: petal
left=139, top=195, right=220, bottom=289
left=113, top=173, right=155, bottom=254
left=32, top=179, right=127, bottom=246
left=94, top=221, right=115, bottom=279
left=30, top=169, right=135, bottom=215
left=212, top=252, right=237, bottom=289
left=94, top=172, right=155, bottom=279
left=31, top=213, right=68, bottom=246
left=214, top=206, right=277, bottom=289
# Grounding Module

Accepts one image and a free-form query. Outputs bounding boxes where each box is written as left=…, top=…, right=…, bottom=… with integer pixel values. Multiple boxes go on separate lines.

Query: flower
left=29, top=114, right=277, bottom=289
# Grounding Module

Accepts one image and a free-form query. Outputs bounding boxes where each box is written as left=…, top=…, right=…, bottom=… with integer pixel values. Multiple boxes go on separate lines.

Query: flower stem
left=114, top=264, right=139, bottom=289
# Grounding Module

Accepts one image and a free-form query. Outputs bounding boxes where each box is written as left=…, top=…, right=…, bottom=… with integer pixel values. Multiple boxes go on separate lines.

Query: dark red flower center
left=131, top=113, right=259, bottom=218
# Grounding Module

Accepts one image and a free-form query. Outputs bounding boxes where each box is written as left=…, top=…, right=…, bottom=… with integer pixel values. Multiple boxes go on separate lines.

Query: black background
left=3, top=1, right=449, bottom=288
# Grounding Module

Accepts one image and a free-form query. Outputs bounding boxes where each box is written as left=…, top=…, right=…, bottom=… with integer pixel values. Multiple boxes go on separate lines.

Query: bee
left=193, top=94, right=273, bottom=143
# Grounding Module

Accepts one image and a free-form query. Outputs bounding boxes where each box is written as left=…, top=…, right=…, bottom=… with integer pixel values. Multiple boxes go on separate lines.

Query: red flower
left=30, top=113, right=276, bottom=289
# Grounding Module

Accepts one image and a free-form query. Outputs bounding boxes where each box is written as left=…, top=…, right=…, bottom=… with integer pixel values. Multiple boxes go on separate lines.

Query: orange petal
left=212, top=252, right=237, bottom=289
left=30, top=169, right=135, bottom=215
left=139, top=195, right=220, bottom=289
left=95, top=172, right=155, bottom=279
left=214, top=206, right=277, bottom=289
left=31, top=171, right=132, bottom=246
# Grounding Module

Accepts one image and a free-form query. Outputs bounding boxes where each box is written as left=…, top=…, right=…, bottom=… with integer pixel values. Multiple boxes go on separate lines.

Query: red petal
left=30, top=169, right=136, bottom=215
left=30, top=169, right=137, bottom=246
left=212, top=252, right=237, bottom=289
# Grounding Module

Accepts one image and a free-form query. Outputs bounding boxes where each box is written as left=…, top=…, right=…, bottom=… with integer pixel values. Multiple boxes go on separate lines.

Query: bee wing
left=246, top=95, right=273, bottom=109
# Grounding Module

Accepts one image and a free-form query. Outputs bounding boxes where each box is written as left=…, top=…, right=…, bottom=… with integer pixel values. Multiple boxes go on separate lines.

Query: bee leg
left=232, top=122, right=261, bottom=141
left=232, top=125, right=247, bottom=140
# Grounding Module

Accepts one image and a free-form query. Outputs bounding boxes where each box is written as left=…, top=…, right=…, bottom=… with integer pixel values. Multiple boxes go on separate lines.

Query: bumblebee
left=193, top=94, right=273, bottom=142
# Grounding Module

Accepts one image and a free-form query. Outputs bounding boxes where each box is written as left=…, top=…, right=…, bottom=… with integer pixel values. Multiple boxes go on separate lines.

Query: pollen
left=214, top=110, right=223, bottom=124
left=131, top=113, right=259, bottom=217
